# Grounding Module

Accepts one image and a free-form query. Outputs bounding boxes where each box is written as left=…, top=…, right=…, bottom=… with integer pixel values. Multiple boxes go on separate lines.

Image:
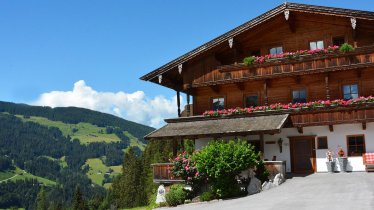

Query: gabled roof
left=140, top=2, right=374, bottom=82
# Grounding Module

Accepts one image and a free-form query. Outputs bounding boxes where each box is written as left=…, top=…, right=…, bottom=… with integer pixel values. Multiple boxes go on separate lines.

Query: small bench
left=363, top=153, right=374, bottom=172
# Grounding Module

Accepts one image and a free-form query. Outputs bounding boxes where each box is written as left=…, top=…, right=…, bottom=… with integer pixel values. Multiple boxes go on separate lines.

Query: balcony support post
left=187, top=93, right=191, bottom=117
left=177, top=90, right=181, bottom=117
left=325, top=75, right=330, bottom=100
left=264, top=80, right=268, bottom=106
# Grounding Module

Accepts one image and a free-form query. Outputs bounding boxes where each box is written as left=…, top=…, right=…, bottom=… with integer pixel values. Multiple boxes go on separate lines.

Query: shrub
left=193, top=140, right=260, bottom=198
left=255, top=159, right=270, bottom=184
left=243, top=56, right=256, bottom=66
left=339, top=43, right=354, bottom=53
left=165, top=184, right=187, bottom=206
left=200, top=192, right=214, bottom=202
left=169, top=151, right=202, bottom=193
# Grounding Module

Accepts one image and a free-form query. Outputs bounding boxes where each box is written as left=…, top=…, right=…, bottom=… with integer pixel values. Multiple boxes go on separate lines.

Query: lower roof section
left=145, top=114, right=289, bottom=140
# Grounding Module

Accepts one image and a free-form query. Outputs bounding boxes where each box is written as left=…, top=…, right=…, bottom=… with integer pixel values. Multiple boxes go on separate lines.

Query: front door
left=290, top=136, right=316, bottom=173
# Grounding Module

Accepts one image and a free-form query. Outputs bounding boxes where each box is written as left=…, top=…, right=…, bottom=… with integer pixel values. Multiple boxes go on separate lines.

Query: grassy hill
left=0, top=101, right=155, bottom=208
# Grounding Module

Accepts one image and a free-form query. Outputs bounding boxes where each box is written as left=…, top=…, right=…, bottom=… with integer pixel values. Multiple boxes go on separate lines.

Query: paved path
left=166, top=173, right=374, bottom=210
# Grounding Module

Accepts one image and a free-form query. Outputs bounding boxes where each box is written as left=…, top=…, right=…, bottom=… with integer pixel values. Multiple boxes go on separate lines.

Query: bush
left=255, top=159, right=270, bottom=184
left=165, top=184, right=187, bottom=206
left=200, top=192, right=214, bottom=202
left=339, top=43, right=354, bottom=53
left=193, top=140, right=260, bottom=198
left=169, top=152, right=202, bottom=193
left=243, top=56, right=255, bottom=66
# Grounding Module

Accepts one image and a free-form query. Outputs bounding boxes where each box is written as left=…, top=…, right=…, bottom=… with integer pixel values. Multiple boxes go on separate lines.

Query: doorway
left=289, top=136, right=316, bottom=173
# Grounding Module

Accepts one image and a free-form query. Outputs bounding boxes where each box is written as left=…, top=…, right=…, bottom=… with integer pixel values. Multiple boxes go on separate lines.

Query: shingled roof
left=145, top=114, right=289, bottom=139
left=140, top=2, right=374, bottom=82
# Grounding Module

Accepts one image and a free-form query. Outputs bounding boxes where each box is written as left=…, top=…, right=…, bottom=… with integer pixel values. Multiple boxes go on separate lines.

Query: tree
left=111, top=147, right=144, bottom=208
left=36, top=186, right=48, bottom=210
left=72, top=186, right=87, bottom=210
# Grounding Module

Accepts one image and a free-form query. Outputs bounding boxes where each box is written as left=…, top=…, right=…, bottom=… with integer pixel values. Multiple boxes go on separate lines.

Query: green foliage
left=243, top=56, right=256, bottom=66
left=169, top=152, right=201, bottom=192
left=165, top=184, right=187, bottom=207
left=36, top=186, right=47, bottom=210
left=111, top=147, right=146, bottom=208
left=72, top=186, right=88, bottom=210
left=183, top=139, right=195, bottom=155
left=193, top=140, right=260, bottom=198
left=0, top=101, right=155, bottom=143
left=339, top=43, right=354, bottom=53
left=255, top=159, right=270, bottom=183
left=200, top=191, right=214, bottom=202
left=0, top=156, right=14, bottom=171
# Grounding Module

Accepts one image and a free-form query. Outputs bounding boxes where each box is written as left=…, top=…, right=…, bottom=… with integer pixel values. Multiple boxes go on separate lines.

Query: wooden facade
left=141, top=3, right=374, bottom=177
left=141, top=3, right=374, bottom=119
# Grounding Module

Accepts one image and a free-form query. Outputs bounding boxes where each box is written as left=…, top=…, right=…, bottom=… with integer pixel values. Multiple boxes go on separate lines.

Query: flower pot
left=326, top=161, right=335, bottom=173
left=337, top=157, right=348, bottom=172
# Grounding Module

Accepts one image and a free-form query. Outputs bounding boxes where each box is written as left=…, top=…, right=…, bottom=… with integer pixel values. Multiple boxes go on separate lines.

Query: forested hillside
left=0, top=101, right=155, bottom=209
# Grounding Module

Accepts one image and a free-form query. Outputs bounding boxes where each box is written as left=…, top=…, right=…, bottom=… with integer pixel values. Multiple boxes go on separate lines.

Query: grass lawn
left=84, top=158, right=122, bottom=188
left=17, top=115, right=121, bottom=144
left=125, top=131, right=146, bottom=151
left=0, top=170, right=16, bottom=181
left=1, top=167, right=56, bottom=186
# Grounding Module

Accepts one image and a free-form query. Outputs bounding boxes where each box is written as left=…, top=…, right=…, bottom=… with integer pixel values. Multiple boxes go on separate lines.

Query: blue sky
left=0, top=0, right=373, bottom=127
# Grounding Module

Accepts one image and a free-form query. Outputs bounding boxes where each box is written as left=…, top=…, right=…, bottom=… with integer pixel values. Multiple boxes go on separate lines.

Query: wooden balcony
left=290, top=104, right=374, bottom=131
left=192, top=45, right=374, bottom=87
left=151, top=163, right=184, bottom=184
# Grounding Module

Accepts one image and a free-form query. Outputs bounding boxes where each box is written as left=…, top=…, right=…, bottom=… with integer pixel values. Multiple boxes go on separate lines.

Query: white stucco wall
left=195, top=122, right=374, bottom=173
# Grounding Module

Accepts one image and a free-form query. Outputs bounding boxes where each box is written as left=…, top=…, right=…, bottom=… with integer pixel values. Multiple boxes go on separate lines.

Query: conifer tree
left=36, top=186, right=48, bottom=210
left=72, top=186, right=87, bottom=210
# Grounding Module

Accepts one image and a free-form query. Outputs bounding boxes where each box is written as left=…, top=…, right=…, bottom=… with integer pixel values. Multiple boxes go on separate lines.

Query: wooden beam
left=329, top=125, right=334, bottom=132
left=362, top=122, right=367, bottom=130
left=325, top=74, right=330, bottom=100
left=177, top=91, right=181, bottom=117
left=264, top=80, right=268, bottom=106
left=186, top=93, right=191, bottom=117
left=297, top=127, right=303, bottom=134
left=259, top=134, right=264, bottom=154
left=172, top=140, right=177, bottom=156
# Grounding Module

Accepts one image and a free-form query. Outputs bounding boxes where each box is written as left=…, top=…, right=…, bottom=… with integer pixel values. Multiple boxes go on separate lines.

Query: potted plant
left=326, top=150, right=335, bottom=173
left=337, top=147, right=348, bottom=172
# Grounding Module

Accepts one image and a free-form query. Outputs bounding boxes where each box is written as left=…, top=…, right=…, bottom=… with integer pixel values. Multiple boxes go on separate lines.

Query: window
left=270, top=46, right=283, bottom=55
left=333, top=36, right=345, bottom=46
left=342, top=84, right=358, bottom=100
left=310, top=40, right=324, bottom=50
left=212, top=97, right=224, bottom=111
left=292, top=89, right=307, bottom=103
left=244, top=95, right=258, bottom=107
left=347, top=135, right=365, bottom=157
left=317, top=137, right=328, bottom=149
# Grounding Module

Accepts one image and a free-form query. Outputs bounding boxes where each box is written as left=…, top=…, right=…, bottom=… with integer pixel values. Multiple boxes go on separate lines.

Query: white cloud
left=32, top=80, right=184, bottom=128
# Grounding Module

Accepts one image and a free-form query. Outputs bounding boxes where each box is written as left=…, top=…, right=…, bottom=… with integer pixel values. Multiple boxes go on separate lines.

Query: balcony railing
left=192, top=45, right=374, bottom=87
left=151, top=163, right=183, bottom=183
left=290, top=106, right=374, bottom=127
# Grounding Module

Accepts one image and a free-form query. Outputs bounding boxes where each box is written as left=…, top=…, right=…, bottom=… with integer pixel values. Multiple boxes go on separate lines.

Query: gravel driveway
left=162, top=173, right=374, bottom=210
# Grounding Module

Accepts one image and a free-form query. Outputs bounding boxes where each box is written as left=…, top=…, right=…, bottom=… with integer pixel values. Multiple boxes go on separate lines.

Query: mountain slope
left=0, top=101, right=154, bottom=143
left=0, top=101, right=155, bottom=209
